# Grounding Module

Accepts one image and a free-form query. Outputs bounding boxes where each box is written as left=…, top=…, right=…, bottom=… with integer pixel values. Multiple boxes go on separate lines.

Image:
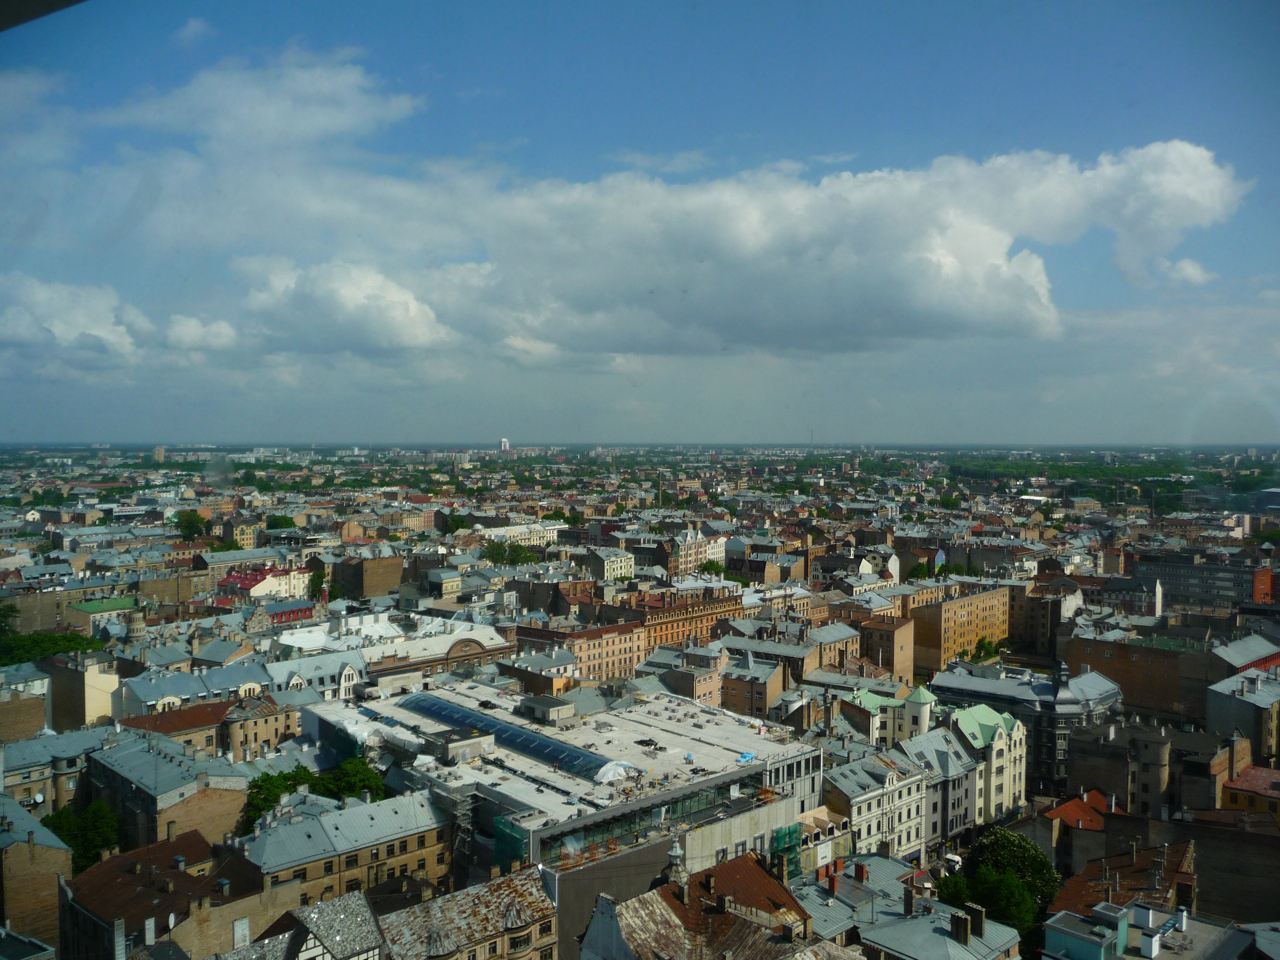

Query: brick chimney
left=951, top=912, right=971, bottom=946
left=964, top=903, right=986, bottom=940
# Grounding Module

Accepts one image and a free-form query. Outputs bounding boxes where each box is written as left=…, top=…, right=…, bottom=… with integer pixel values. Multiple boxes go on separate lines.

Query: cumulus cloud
left=0, top=272, right=140, bottom=359
left=172, top=18, right=216, bottom=47
left=96, top=47, right=419, bottom=148
left=167, top=314, right=238, bottom=350
left=242, top=260, right=451, bottom=352
left=1158, top=257, right=1218, bottom=285
left=0, top=48, right=1256, bottom=436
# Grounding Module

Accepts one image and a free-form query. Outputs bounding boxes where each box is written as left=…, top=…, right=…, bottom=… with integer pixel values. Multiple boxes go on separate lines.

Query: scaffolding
left=772, top=822, right=802, bottom=880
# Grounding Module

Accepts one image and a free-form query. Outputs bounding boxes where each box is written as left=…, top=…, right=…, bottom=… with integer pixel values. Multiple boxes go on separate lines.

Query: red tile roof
left=1226, top=766, right=1280, bottom=799
left=1043, top=789, right=1126, bottom=831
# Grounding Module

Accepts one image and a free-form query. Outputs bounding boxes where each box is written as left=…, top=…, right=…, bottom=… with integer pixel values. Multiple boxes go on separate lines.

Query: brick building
left=87, top=729, right=248, bottom=850
left=330, top=555, right=405, bottom=599
left=234, top=788, right=452, bottom=902
left=910, top=587, right=1010, bottom=673
left=0, top=797, right=71, bottom=952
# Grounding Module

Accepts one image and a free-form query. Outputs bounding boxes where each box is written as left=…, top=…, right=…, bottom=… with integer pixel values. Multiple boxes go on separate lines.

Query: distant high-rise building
left=500, top=438, right=510, bottom=452
left=152, top=445, right=165, bottom=463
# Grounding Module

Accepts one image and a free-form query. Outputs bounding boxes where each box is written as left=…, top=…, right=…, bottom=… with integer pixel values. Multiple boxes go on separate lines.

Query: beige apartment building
left=911, top=586, right=1010, bottom=673
left=236, top=788, right=453, bottom=904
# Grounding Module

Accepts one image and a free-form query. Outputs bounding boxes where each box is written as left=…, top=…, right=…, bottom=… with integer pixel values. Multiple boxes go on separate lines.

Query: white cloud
left=0, top=49, right=1258, bottom=440
left=167, top=314, right=238, bottom=350
left=1158, top=257, right=1218, bottom=285
left=243, top=260, right=450, bottom=352
left=96, top=47, right=419, bottom=148
left=172, top=18, right=217, bottom=47
left=0, top=272, right=139, bottom=358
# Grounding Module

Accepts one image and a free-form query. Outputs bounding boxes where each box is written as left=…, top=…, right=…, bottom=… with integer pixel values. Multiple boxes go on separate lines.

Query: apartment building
left=518, top=621, right=648, bottom=682
left=855, top=615, right=915, bottom=685
left=0, top=798, right=71, bottom=952
left=584, top=547, right=634, bottom=582
left=235, top=788, right=452, bottom=903
left=87, top=729, right=248, bottom=850
left=721, top=651, right=784, bottom=719
left=1, top=727, right=112, bottom=818
left=945, top=703, right=1027, bottom=822
left=1206, top=668, right=1280, bottom=768
left=911, top=587, right=1010, bottom=673
left=824, top=748, right=928, bottom=865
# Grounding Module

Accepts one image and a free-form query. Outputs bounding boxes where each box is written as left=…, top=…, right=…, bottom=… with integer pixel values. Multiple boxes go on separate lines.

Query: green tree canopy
left=42, top=801, right=119, bottom=874
left=905, top=562, right=930, bottom=581
left=0, top=628, right=102, bottom=668
left=307, top=569, right=327, bottom=601
left=174, top=509, right=206, bottom=541
left=698, top=560, right=725, bottom=575
left=240, top=759, right=386, bottom=833
left=266, top=515, right=297, bottom=530
left=967, top=827, right=1060, bottom=913
left=940, top=866, right=1037, bottom=936
left=481, top=540, right=537, bottom=566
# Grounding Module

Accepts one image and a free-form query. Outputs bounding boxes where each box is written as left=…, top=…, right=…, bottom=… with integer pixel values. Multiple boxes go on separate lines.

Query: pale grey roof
left=239, top=790, right=447, bottom=873
left=91, top=730, right=247, bottom=798
left=1213, top=635, right=1280, bottom=669
left=0, top=796, right=70, bottom=852
left=2, top=727, right=113, bottom=771
left=893, top=727, right=978, bottom=781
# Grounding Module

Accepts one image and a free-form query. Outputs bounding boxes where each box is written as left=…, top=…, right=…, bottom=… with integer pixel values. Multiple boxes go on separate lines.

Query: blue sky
left=1, top=2, right=1278, bottom=445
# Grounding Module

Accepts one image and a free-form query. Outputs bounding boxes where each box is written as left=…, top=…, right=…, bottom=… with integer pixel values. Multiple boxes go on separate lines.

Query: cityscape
left=1, top=5, right=1279, bottom=960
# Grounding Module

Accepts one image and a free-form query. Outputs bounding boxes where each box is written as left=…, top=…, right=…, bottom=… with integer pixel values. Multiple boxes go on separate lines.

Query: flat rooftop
left=393, top=681, right=814, bottom=783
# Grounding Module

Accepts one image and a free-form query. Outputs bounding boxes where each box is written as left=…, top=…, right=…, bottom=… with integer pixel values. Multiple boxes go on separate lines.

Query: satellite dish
left=34, top=793, right=44, bottom=804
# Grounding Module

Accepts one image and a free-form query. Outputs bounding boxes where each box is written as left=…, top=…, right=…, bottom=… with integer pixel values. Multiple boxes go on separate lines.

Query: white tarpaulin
left=594, top=760, right=639, bottom=783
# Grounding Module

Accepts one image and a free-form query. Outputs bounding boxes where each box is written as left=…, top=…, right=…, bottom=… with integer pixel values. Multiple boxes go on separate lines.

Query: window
left=418, top=834, right=427, bottom=849
left=437, top=852, right=446, bottom=865
left=715, top=847, right=728, bottom=864
left=386, top=844, right=395, bottom=857
left=539, top=921, right=554, bottom=938
left=65, top=774, right=78, bottom=791
left=490, top=944, right=498, bottom=956
left=510, top=935, right=532, bottom=951
left=292, top=868, right=307, bottom=881
left=418, top=858, right=426, bottom=871
left=540, top=950, right=554, bottom=960
left=399, top=840, right=408, bottom=854
left=324, top=860, right=333, bottom=875
left=370, top=848, right=379, bottom=861
left=346, top=854, right=359, bottom=869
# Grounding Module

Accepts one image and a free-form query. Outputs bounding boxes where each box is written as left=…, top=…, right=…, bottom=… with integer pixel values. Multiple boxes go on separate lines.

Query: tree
left=481, top=540, right=536, bottom=566
left=698, top=560, right=725, bottom=575
left=0, top=630, right=102, bottom=668
left=42, top=801, right=119, bottom=874
left=324, top=758, right=386, bottom=804
left=266, top=515, right=297, bottom=530
left=444, top=514, right=470, bottom=535
left=542, top=510, right=567, bottom=522
left=905, top=562, right=930, bottom=581
left=307, top=569, right=327, bottom=601
left=0, top=602, right=17, bottom=639
left=240, top=760, right=385, bottom=833
left=967, top=827, right=1060, bottom=913
left=174, top=509, right=206, bottom=541
left=941, top=862, right=1037, bottom=940
left=566, top=513, right=584, bottom=527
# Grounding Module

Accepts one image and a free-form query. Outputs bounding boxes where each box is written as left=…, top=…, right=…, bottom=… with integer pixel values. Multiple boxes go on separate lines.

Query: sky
left=1, top=1, right=1278, bottom=447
